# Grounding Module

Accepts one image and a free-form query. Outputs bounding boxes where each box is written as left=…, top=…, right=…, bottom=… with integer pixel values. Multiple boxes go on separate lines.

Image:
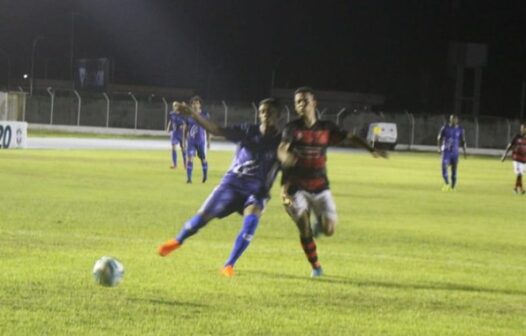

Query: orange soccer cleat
left=157, top=239, right=181, bottom=256
left=221, top=265, right=235, bottom=277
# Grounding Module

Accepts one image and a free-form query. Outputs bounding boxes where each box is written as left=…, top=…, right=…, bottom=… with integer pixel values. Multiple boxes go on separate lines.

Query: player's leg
left=312, top=190, right=338, bottom=237
left=285, top=191, right=322, bottom=276
left=197, top=143, right=208, bottom=183
left=170, top=134, right=179, bottom=168
left=513, top=161, right=525, bottom=194
left=158, top=185, right=237, bottom=256
left=186, top=144, right=196, bottom=183
left=222, top=200, right=263, bottom=276
left=450, top=156, right=458, bottom=189
left=180, top=143, right=187, bottom=169
left=441, top=154, right=450, bottom=191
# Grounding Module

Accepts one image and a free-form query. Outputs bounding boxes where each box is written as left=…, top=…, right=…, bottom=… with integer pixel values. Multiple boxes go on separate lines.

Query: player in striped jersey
left=158, top=98, right=282, bottom=277
left=278, top=87, right=387, bottom=277
left=501, top=123, right=526, bottom=194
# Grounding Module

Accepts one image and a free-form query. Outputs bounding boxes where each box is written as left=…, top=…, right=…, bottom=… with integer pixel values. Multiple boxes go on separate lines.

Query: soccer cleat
left=186, top=179, right=192, bottom=184
left=202, top=176, right=207, bottom=183
left=157, top=239, right=181, bottom=257
left=311, top=266, right=323, bottom=278
left=221, top=265, right=235, bottom=277
left=514, top=187, right=519, bottom=194
left=170, top=166, right=177, bottom=169
left=441, top=184, right=451, bottom=192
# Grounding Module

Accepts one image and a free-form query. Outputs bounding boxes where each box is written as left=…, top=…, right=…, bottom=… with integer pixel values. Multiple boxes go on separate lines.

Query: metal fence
left=23, top=90, right=522, bottom=149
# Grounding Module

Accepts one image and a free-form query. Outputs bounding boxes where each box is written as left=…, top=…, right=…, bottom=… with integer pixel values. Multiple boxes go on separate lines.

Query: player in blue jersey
left=158, top=98, right=282, bottom=277
left=437, top=114, right=467, bottom=191
left=185, top=96, right=211, bottom=183
left=166, top=101, right=187, bottom=169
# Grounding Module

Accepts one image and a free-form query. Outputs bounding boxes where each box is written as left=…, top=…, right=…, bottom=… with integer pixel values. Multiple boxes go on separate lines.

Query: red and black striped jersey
left=281, top=118, right=347, bottom=193
left=511, top=134, right=526, bottom=163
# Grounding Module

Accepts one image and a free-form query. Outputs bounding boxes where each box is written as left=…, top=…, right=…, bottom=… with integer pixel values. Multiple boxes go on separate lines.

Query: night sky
left=1, top=0, right=525, bottom=117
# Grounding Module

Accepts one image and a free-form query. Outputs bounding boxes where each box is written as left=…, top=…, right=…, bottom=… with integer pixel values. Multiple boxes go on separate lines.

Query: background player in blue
left=437, top=114, right=467, bottom=191
left=158, top=98, right=282, bottom=277
left=166, top=101, right=187, bottom=169
left=185, top=96, right=211, bottom=183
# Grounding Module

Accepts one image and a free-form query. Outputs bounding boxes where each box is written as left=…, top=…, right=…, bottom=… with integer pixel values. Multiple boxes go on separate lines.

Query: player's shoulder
left=284, top=118, right=303, bottom=128
left=317, top=119, right=338, bottom=129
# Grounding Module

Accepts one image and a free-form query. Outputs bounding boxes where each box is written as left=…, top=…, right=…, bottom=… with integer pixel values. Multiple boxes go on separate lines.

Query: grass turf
left=0, top=148, right=524, bottom=335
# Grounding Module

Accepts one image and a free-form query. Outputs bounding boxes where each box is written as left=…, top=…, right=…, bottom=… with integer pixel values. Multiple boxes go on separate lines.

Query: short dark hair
left=259, top=97, right=280, bottom=116
left=294, top=86, right=315, bottom=97
left=189, top=95, right=203, bottom=104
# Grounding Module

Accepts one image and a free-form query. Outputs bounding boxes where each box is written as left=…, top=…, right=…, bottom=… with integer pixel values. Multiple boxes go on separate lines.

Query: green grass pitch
left=0, top=148, right=525, bottom=335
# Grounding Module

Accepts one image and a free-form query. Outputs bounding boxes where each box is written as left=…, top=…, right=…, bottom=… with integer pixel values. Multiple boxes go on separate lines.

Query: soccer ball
left=92, top=256, right=125, bottom=287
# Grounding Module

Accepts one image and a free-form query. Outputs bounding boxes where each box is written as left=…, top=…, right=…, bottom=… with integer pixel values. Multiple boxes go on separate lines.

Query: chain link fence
left=23, top=90, right=522, bottom=149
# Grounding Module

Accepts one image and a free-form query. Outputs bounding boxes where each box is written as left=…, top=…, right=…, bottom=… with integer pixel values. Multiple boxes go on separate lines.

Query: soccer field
left=0, top=148, right=524, bottom=335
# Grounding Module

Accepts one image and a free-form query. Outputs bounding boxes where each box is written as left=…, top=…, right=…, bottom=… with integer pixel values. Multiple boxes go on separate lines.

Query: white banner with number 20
left=0, top=121, right=28, bottom=149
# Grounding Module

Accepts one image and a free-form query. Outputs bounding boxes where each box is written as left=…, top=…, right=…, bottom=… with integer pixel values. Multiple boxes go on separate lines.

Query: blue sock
left=451, top=164, right=457, bottom=188
left=224, top=214, right=259, bottom=267
left=182, top=151, right=187, bottom=167
left=441, top=161, right=449, bottom=185
left=187, top=161, right=193, bottom=182
left=202, top=161, right=208, bottom=181
left=171, top=149, right=177, bottom=167
left=176, top=214, right=207, bottom=243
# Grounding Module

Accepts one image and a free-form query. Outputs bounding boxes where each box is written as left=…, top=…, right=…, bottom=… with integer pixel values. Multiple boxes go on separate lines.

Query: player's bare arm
left=174, top=102, right=225, bottom=137
left=280, top=183, right=293, bottom=206
left=277, top=141, right=298, bottom=168
left=347, top=133, right=388, bottom=158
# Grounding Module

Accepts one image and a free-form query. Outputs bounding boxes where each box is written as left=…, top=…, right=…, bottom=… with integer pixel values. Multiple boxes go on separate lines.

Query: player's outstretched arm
left=174, top=103, right=225, bottom=137
left=348, top=134, right=388, bottom=158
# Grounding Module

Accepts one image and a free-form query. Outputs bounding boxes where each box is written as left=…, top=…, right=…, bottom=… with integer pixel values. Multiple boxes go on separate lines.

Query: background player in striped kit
left=501, top=123, right=526, bottom=194
left=278, top=87, right=386, bottom=277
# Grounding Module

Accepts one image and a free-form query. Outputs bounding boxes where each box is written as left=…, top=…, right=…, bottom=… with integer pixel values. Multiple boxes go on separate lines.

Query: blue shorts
left=170, top=132, right=183, bottom=146
left=187, top=142, right=206, bottom=160
left=198, top=183, right=267, bottom=219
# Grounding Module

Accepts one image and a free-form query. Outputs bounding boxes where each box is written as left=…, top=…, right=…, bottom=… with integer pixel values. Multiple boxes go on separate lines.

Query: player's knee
left=323, top=219, right=336, bottom=236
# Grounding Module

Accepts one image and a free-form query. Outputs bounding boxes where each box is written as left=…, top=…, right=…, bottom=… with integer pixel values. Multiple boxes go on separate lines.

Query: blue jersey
left=186, top=111, right=209, bottom=144
left=439, top=124, right=464, bottom=156
left=220, top=124, right=281, bottom=197
left=168, top=111, right=186, bottom=138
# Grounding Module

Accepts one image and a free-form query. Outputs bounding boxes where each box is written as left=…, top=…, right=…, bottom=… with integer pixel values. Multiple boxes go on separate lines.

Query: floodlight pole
left=30, top=36, right=44, bottom=96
